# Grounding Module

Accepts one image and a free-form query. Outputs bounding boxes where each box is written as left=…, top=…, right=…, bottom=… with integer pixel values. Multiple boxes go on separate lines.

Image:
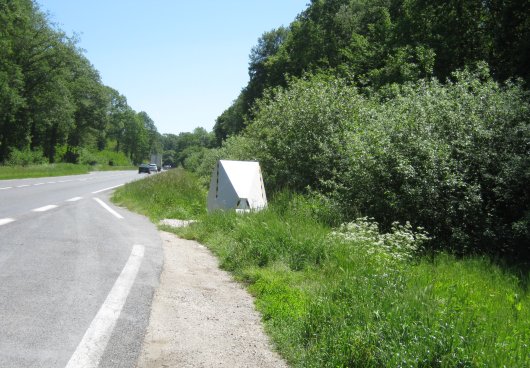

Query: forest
left=0, top=0, right=160, bottom=166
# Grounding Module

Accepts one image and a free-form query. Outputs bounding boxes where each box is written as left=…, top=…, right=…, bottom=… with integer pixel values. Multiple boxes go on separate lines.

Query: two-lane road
left=0, top=171, right=163, bottom=367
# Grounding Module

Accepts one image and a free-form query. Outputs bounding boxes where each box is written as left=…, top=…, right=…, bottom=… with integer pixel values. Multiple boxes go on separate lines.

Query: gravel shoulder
left=136, top=231, right=288, bottom=368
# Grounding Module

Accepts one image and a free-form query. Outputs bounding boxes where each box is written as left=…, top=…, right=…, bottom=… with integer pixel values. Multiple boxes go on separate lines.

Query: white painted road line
left=17, top=185, right=30, bottom=188
left=0, top=187, right=12, bottom=190
left=47, top=181, right=56, bottom=184
left=93, top=198, right=123, bottom=219
left=34, top=182, right=45, bottom=186
left=92, top=184, right=124, bottom=194
left=0, top=218, right=15, bottom=226
left=32, top=205, right=58, bottom=212
left=66, top=197, right=83, bottom=202
left=65, top=244, right=145, bottom=368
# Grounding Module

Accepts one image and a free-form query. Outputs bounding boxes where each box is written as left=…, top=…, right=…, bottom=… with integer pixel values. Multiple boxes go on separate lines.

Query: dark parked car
left=138, top=164, right=150, bottom=174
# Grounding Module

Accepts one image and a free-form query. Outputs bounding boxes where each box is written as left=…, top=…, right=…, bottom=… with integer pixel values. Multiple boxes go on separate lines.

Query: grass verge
left=113, top=168, right=530, bottom=367
left=112, top=168, right=206, bottom=221
left=0, top=163, right=137, bottom=180
left=0, top=163, right=90, bottom=179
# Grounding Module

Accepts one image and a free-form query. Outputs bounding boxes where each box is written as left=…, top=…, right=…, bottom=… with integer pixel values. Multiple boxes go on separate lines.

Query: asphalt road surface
left=0, top=171, right=163, bottom=368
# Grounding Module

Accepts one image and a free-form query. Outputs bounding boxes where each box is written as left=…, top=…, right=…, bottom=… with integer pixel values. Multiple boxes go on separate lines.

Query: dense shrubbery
left=204, top=66, right=529, bottom=261
left=78, top=148, right=131, bottom=166
left=6, top=148, right=47, bottom=166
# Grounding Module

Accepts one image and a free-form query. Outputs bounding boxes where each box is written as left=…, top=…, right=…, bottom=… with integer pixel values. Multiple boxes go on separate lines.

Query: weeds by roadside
left=114, top=169, right=530, bottom=367
left=112, top=168, right=206, bottom=221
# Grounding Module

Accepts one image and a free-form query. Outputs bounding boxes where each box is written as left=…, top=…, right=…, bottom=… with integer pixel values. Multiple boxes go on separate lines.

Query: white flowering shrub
left=330, top=217, right=429, bottom=261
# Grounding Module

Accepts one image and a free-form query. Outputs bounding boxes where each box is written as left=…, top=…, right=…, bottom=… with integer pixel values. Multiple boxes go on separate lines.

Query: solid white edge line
left=93, top=198, right=124, bottom=219
left=0, top=218, right=15, bottom=226
left=91, top=184, right=124, bottom=194
left=65, top=244, right=145, bottom=368
left=32, top=205, right=58, bottom=212
left=66, top=197, right=83, bottom=202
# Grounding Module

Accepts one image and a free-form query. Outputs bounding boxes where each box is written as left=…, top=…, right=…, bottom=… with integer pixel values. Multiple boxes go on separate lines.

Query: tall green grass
left=112, top=168, right=206, bottom=221
left=115, top=169, right=530, bottom=367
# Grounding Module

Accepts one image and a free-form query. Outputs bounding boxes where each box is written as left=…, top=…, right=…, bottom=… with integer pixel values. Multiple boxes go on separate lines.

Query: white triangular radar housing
left=207, top=160, right=267, bottom=212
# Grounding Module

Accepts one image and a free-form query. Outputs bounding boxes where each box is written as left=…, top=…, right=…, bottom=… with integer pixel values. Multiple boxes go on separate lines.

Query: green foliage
left=160, top=128, right=215, bottom=168
left=78, top=148, right=131, bottom=166
left=236, top=68, right=529, bottom=261
left=213, top=0, right=530, bottom=140
left=0, top=163, right=89, bottom=179
left=171, top=191, right=530, bottom=368
left=0, top=0, right=159, bottom=165
left=6, top=148, right=47, bottom=166
left=112, top=168, right=206, bottom=221
left=113, top=167, right=529, bottom=367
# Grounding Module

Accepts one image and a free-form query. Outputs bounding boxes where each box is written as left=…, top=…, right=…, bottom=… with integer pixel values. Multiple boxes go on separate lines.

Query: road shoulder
left=136, top=231, right=288, bottom=368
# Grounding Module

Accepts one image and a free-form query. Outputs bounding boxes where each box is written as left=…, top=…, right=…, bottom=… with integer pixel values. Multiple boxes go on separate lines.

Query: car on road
left=149, top=163, right=158, bottom=173
left=138, top=164, right=151, bottom=174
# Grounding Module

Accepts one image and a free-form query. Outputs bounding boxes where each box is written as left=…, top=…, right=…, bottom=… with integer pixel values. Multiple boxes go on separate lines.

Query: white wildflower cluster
left=329, top=217, right=430, bottom=261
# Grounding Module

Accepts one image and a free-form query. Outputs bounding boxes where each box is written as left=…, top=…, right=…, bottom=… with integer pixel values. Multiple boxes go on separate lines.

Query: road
left=0, top=171, right=163, bottom=368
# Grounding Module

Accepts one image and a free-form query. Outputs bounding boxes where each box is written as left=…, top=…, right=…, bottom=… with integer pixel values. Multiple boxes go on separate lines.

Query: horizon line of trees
left=0, top=0, right=160, bottom=165
left=214, top=0, right=530, bottom=144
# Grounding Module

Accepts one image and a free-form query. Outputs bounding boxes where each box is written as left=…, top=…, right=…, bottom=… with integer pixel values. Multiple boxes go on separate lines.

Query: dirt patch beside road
left=136, top=231, right=288, bottom=368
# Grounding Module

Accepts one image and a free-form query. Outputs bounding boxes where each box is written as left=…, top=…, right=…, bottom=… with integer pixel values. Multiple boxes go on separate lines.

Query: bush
left=241, top=65, right=530, bottom=260
left=78, top=148, right=131, bottom=166
left=7, top=148, right=48, bottom=166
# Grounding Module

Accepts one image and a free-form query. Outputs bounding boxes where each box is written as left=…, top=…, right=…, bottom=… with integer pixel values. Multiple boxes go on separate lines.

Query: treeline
left=214, top=0, right=530, bottom=143
left=180, top=0, right=529, bottom=262
left=0, top=0, right=159, bottom=165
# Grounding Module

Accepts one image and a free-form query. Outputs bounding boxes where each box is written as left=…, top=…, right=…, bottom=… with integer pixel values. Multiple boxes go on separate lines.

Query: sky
left=36, top=1, right=309, bottom=135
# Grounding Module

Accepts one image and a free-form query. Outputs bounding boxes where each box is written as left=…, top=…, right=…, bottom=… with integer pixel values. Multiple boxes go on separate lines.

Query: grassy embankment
left=0, top=163, right=136, bottom=180
left=112, top=168, right=530, bottom=367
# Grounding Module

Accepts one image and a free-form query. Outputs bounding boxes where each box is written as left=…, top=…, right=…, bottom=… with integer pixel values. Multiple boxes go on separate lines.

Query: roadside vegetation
left=112, top=168, right=206, bottom=221
left=114, top=1, right=529, bottom=366
left=0, top=147, right=136, bottom=179
left=8, top=0, right=529, bottom=365
left=1, top=1, right=162, bottom=169
left=114, top=170, right=529, bottom=367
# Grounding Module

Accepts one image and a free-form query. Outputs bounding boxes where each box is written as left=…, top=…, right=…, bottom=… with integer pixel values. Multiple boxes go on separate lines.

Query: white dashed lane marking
left=0, top=218, right=15, bottom=226
left=32, top=205, right=58, bottom=212
left=0, top=187, right=12, bottom=190
left=66, top=197, right=83, bottom=202
left=17, top=185, right=30, bottom=188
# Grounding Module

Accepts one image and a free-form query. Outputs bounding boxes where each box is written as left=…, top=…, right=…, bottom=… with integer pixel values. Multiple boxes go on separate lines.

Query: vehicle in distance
left=138, top=164, right=151, bottom=174
left=149, top=163, right=158, bottom=173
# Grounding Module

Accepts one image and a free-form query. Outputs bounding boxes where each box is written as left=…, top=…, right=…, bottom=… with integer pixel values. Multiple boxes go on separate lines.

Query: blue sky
left=37, top=1, right=309, bottom=135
